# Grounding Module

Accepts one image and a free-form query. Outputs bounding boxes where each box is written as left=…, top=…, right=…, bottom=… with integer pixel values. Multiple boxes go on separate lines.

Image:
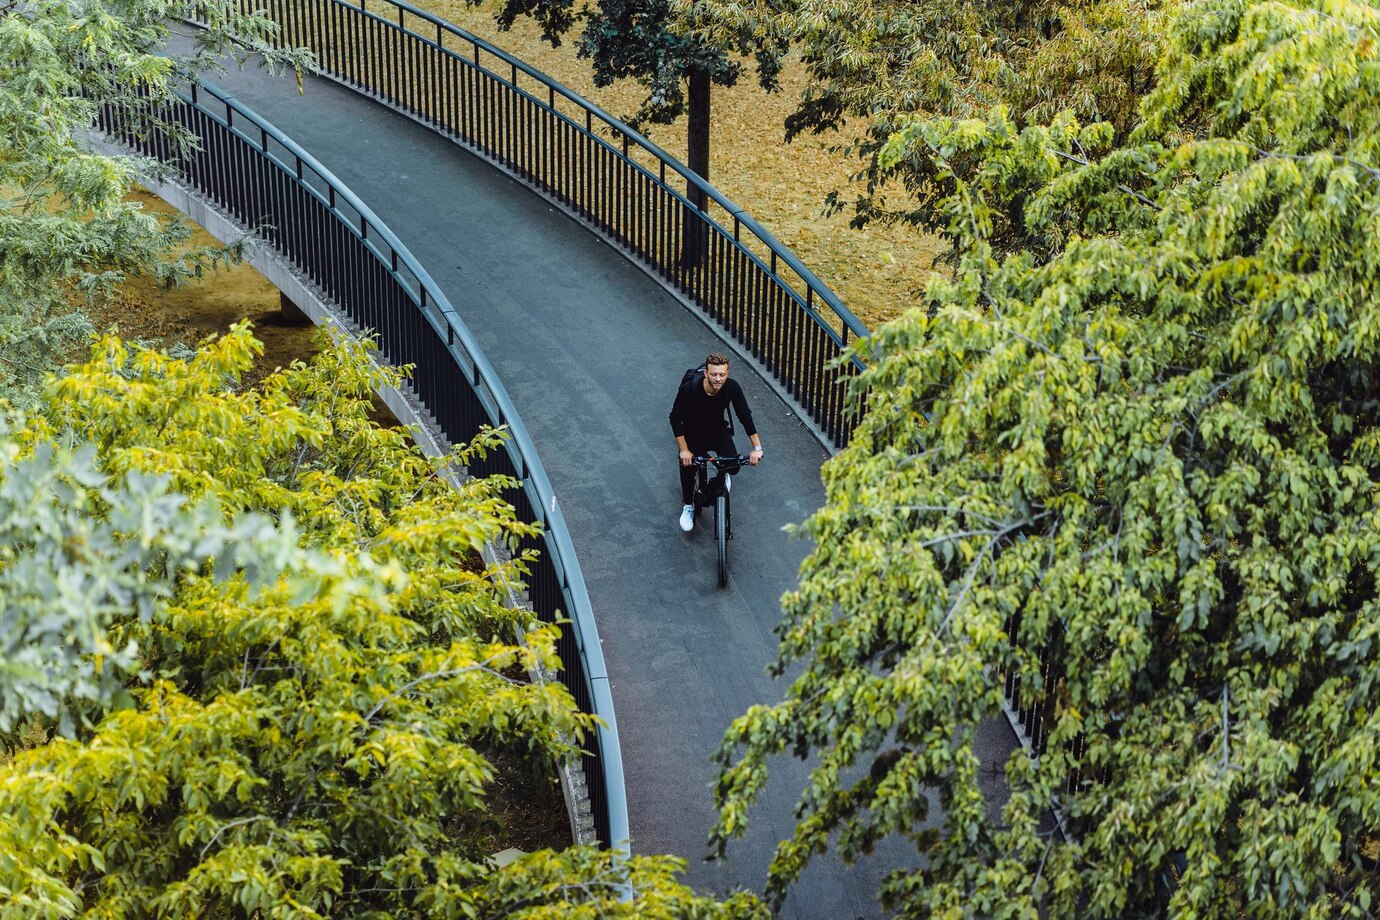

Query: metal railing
left=248, top=0, right=870, bottom=447
left=1001, top=612, right=1088, bottom=803
left=94, top=80, right=629, bottom=851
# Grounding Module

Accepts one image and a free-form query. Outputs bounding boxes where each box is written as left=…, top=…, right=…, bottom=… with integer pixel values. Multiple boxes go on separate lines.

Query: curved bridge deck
left=185, top=44, right=1016, bottom=918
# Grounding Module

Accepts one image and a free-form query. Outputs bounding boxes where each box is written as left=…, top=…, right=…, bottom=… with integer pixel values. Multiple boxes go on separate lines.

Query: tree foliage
left=0, top=0, right=309, bottom=406
left=1, top=328, right=763, bottom=918
left=479, top=0, right=744, bottom=255
left=678, top=0, right=1170, bottom=229
left=712, top=0, right=1380, bottom=915
left=0, top=430, right=304, bottom=737
left=490, top=0, right=741, bottom=126
left=486, top=0, right=750, bottom=131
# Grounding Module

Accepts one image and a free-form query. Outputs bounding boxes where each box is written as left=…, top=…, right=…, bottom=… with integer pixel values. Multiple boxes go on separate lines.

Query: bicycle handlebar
left=691, top=454, right=753, bottom=467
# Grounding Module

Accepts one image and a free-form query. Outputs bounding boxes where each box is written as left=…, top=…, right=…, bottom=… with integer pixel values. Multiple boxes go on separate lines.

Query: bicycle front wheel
left=716, top=493, right=728, bottom=587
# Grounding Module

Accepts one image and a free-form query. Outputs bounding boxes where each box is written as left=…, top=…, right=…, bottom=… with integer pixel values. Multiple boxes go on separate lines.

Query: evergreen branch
left=885, top=504, right=1009, bottom=526
left=1246, top=144, right=1380, bottom=184
left=983, top=281, right=1060, bottom=359
left=935, top=513, right=1049, bottom=637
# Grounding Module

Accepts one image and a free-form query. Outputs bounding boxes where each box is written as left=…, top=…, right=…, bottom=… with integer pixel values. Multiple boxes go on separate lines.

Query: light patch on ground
left=82, top=187, right=319, bottom=385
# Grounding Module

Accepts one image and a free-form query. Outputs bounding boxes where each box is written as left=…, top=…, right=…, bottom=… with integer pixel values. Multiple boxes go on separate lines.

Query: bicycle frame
left=690, top=455, right=750, bottom=586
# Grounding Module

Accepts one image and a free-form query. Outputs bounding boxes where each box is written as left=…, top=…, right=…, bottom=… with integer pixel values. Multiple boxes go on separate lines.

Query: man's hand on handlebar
left=679, top=448, right=694, bottom=467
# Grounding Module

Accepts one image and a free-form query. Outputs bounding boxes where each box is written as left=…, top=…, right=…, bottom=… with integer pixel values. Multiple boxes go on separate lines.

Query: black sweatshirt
left=669, top=373, right=757, bottom=443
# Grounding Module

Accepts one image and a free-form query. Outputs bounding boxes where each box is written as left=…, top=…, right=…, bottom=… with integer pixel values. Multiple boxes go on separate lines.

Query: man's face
left=705, top=362, right=729, bottom=394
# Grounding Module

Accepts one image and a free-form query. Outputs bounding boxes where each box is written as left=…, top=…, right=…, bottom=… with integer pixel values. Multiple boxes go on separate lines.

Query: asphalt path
left=186, top=43, right=1018, bottom=917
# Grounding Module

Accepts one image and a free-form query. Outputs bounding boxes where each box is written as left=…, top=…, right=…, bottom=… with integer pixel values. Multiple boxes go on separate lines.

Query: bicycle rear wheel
left=715, top=493, right=728, bottom=587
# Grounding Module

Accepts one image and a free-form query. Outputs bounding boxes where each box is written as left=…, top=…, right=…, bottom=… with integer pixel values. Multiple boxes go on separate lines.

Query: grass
left=409, top=1, right=944, bottom=332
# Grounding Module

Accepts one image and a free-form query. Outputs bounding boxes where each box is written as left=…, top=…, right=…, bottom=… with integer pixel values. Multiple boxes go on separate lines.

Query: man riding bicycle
left=669, top=353, right=762, bottom=532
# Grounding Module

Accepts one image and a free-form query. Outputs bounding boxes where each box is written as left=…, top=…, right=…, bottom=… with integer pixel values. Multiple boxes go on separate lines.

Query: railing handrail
left=334, top=0, right=871, bottom=352
left=182, top=77, right=629, bottom=852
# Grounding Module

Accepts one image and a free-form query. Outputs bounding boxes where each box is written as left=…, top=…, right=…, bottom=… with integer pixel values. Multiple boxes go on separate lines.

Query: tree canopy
left=0, top=0, right=308, bottom=406
left=479, top=0, right=747, bottom=265
left=489, top=0, right=742, bottom=127
left=712, top=0, right=1380, bottom=915
left=678, top=0, right=1171, bottom=230
left=1, top=328, right=764, bottom=918
left=0, top=428, right=304, bottom=737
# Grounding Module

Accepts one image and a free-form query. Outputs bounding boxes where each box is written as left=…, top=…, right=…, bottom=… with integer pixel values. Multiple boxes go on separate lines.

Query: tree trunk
left=680, top=66, right=711, bottom=270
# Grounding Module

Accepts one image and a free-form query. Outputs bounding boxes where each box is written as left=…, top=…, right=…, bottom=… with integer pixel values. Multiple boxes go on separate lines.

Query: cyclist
left=669, top=352, right=762, bottom=532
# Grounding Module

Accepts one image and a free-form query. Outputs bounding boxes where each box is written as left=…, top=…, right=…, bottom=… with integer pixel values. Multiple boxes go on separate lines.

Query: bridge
left=104, top=3, right=1023, bottom=914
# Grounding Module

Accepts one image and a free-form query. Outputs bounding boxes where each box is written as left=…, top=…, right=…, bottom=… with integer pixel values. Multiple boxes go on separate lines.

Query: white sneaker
left=679, top=504, right=695, bottom=532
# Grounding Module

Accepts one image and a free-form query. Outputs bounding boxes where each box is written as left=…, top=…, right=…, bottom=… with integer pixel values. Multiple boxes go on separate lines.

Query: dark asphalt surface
left=188, top=43, right=1018, bottom=917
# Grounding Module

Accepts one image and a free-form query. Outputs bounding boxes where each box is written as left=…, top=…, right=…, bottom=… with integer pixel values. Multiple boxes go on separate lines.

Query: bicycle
left=689, top=454, right=751, bottom=587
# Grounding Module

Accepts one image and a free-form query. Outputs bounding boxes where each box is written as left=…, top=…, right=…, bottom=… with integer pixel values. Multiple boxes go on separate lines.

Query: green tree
left=678, top=0, right=1169, bottom=232
left=2, top=328, right=764, bottom=918
left=0, top=0, right=308, bottom=406
left=712, top=0, right=1380, bottom=915
left=0, top=429, right=307, bottom=737
left=481, top=0, right=749, bottom=264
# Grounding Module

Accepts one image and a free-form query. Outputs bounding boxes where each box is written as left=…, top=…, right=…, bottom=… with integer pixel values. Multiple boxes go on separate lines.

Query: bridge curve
left=176, top=56, right=900, bottom=916
left=116, top=7, right=1021, bottom=914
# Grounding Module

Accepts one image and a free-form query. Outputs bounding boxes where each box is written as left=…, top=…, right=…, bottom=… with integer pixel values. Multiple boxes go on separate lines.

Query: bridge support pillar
left=279, top=291, right=312, bottom=325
